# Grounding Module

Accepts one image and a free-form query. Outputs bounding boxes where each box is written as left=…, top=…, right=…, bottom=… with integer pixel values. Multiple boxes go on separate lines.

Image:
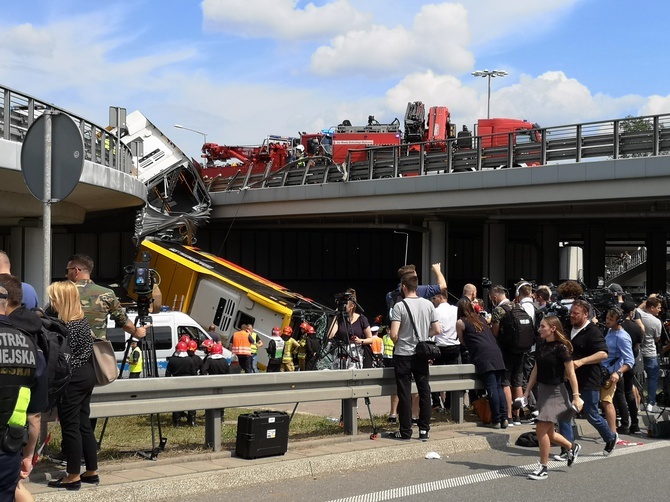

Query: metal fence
left=209, top=113, right=670, bottom=191
left=90, top=365, right=482, bottom=451
left=0, top=84, right=134, bottom=174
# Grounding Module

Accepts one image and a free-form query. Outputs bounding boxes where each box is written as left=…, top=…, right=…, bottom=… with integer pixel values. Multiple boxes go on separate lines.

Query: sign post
left=21, top=112, right=84, bottom=304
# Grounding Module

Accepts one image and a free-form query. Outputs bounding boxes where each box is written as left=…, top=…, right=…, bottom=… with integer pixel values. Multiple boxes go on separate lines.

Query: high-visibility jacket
left=250, top=332, right=260, bottom=355
left=282, top=338, right=300, bottom=363
left=129, top=346, right=143, bottom=374
left=231, top=330, right=252, bottom=356
left=371, top=336, right=383, bottom=356
left=382, top=334, right=395, bottom=358
left=268, top=336, right=284, bottom=360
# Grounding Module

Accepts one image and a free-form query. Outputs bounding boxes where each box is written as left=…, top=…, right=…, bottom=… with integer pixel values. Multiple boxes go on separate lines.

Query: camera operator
left=66, top=254, right=148, bottom=341
left=328, top=289, right=374, bottom=368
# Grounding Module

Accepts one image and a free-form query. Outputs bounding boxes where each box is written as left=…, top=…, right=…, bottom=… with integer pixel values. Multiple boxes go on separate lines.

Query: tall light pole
left=471, top=69, right=508, bottom=119
left=173, top=124, right=208, bottom=145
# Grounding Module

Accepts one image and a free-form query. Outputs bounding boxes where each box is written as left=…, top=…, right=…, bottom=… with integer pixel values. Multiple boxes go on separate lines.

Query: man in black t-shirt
left=618, top=301, right=644, bottom=433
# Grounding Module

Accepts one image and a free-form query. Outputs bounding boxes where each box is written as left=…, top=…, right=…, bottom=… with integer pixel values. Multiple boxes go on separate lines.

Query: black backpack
left=36, top=315, right=73, bottom=410
left=499, top=303, right=535, bottom=353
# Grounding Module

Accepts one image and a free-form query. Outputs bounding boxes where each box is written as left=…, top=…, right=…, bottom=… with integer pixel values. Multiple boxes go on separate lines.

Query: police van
left=107, top=310, right=220, bottom=376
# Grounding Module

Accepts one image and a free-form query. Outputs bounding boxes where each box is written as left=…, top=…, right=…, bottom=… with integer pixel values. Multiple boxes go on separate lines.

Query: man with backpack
left=490, top=285, right=535, bottom=426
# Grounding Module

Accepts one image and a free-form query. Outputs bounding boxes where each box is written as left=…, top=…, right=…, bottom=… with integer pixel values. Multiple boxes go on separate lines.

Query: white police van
left=107, top=310, right=221, bottom=376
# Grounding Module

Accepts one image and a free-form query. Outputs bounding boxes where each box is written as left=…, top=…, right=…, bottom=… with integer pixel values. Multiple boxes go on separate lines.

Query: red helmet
left=187, top=340, right=198, bottom=352
left=271, top=326, right=281, bottom=336
left=176, top=341, right=188, bottom=353
left=210, top=343, right=223, bottom=355
left=282, top=326, right=293, bottom=336
left=179, top=335, right=191, bottom=344
left=299, top=322, right=309, bottom=331
left=202, top=339, right=214, bottom=351
left=307, top=326, right=316, bottom=334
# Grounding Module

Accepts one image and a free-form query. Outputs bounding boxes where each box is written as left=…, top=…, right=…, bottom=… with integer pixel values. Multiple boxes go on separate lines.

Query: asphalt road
left=178, top=435, right=670, bottom=502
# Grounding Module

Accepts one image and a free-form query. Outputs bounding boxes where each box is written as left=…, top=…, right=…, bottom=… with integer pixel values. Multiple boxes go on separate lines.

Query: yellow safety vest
left=250, top=332, right=259, bottom=355
left=8, top=387, right=31, bottom=427
left=382, top=335, right=395, bottom=358
left=129, top=346, right=143, bottom=374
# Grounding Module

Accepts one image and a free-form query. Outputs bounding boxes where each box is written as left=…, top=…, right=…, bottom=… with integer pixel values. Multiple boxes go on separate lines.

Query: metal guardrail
left=0, top=84, right=134, bottom=174
left=90, top=365, right=482, bottom=451
left=209, top=113, right=670, bottom=190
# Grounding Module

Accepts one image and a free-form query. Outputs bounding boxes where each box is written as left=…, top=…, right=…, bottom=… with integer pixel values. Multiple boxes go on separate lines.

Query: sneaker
left=553, top=448, right=569, bottom=462
left=387, top=415, right=397, bottom=424
left=485, top=422, right=501, bottom=429
left=629, top=423, right=640, bottom=434
left=604, top=433, right=618, bottom=456
left=412, top=417, right=418, bottom=425
left=528, top=465, right=548, bottom=480
left=616, top=426, right=630, bottom=435
left=386, top=431, right=411, bottom=441
left=567, top=442, right=581, bottom=467
left=419, top=430, right=429, bottom=442
left=646, top=403, right=660, bottom=413
left=500, top=419, right=508, bottom=429
left=512, top=419, right=522, bottom=426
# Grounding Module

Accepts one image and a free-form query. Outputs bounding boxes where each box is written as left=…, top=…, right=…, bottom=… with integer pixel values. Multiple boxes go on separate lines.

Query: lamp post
left=173, top=124, right=208, bottom=145
left=471, top=69, right=508, bottom=119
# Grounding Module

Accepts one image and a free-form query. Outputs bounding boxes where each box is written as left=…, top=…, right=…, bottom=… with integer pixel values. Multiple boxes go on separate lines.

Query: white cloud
left=201, top=0, right=371, bottom=40
left=639, top=95, right=670, bottom=117
left=311, top=3, right=473, bottom=77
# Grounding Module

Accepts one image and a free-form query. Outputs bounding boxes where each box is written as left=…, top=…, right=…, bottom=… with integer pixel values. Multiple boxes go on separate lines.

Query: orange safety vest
left=371, top=336, right=383, bottom=355
left=231, top=330, right=252, bottom=356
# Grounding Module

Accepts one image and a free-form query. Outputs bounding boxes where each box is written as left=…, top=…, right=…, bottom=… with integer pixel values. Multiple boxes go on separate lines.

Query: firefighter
left=166, top=341, right=197, bottom=426
left=126, top=338, right=143, bottom=378
left=266, top=326, right=284, bottom=373
left=304, top=325, right=321, bottom=371
left=187, top=339, right=203, bottom=375
left=280, top=326, right=300, bottom=372
left=297, top=322, right=310, bottom=371
left=202, top=343, right=230, bottom=375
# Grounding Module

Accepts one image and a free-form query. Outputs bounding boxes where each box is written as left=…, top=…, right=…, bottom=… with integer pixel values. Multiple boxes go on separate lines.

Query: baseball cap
left=608, top=283, right=624, bottom=295
left=621, top=300, right=636, bottom=314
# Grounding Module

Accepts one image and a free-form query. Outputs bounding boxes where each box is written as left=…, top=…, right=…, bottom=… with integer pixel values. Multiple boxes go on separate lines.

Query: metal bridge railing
left=214, top=113, right=670, bottom=190
left=0, top=84, right=134, bottom=174
left=90, top=365, right=481, bottom=451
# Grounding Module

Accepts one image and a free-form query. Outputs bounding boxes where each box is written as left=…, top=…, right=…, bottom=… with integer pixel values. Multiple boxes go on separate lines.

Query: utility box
left=235, top=411, right=290, bottom=459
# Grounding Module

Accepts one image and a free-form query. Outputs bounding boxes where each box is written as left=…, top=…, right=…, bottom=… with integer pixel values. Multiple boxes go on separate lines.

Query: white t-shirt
left=434, top=302, right=459, bottom=347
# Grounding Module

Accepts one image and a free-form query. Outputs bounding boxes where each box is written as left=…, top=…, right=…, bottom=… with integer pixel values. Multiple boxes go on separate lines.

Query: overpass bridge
left=0, top=84, right=146, bottom=299
left=1, top=83, right=668, bottom=309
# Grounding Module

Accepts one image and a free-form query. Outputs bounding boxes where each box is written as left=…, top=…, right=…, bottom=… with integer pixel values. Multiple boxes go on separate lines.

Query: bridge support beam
left=585, top=225, right=606, bottom=288
left=423, top=219, right=448, bottom=282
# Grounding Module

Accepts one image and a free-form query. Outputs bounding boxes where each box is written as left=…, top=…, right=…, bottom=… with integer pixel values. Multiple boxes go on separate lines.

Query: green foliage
left=619, top=115, right=653, bottom=133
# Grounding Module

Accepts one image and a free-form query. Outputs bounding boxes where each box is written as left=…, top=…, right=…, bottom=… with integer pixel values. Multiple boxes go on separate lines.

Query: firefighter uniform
left=0, top=315, right=40, bottom=499
left=166, top=351, right=196, bottom=426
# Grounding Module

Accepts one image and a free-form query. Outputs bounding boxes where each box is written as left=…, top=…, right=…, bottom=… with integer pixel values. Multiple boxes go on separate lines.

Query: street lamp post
left=173, top=124, right=208, bottom=146
left=471, top=69, right=508, bottom=119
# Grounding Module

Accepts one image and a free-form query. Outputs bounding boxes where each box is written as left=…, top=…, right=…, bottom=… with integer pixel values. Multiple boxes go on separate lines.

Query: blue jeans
left=251, top=353, right=259, bottom=373
left=558, top=389, right=614, bottom=443
left=643, top=356, right=659, bottom=405
left=481, top=370, right=507, bottom=424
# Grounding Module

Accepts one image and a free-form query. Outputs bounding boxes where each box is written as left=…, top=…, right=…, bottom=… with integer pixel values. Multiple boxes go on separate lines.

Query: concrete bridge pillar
left=422, top=219, right=448, bottom=284
left=11, top=223, right=47, bottom=305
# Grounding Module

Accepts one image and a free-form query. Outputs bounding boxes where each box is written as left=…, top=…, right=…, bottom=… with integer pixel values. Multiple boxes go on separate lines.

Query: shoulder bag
left=91, top=336, right=119, bottom=386
left=402, top=300, right=440, bottom=361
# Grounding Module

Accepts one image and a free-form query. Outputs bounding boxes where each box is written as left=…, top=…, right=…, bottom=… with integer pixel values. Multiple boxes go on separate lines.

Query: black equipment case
left=235, top=410, right=290, bottom=459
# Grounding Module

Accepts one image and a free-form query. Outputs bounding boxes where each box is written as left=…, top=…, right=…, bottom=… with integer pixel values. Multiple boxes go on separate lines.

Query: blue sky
left=1, top=0, right=669, bottom=159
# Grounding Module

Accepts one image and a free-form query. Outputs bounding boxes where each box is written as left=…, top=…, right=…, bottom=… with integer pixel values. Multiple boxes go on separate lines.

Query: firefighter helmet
left=282, top=326, right=293, bottom=336
left=176, top=341, right=188, bottom=353
left=272, top=326, right=281, bottom=336
left=187, top=340, right=198, bottom=352
left=296, top=144, right=305, bottom=152
left=210, top=343, right=223, bottom=355
left=299, top=322, right=310, bottom=331
left=179, top=335, right=191, bottom=344
left=202, top=339, right=214, bottom=352
left=307, top=325, right=316, bottom=334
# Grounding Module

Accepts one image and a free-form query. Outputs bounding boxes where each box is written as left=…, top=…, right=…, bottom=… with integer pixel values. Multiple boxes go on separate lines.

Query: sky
left=2, top=0, right=670, bottom=160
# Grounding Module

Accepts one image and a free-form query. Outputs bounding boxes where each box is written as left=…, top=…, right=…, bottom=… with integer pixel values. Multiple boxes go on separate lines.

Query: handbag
left=402, top=300, right=441, bottom=361
left=91, top=337, right=119, bottom=386
left=472, top=397, right=492, bottom=424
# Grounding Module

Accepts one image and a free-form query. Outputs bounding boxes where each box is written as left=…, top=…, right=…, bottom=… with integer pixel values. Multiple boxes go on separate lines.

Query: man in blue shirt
left=601, top=308, right=635, bottom=436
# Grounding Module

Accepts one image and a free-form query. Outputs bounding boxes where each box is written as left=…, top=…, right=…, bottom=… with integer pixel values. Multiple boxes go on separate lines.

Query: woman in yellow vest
left=126, top=338, right=143, bottom=378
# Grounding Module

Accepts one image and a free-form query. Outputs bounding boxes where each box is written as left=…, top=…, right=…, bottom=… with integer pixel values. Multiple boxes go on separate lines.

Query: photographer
left=328, top=289, right=374, bottom=368
left=66, top=254, right=147, bottom=340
